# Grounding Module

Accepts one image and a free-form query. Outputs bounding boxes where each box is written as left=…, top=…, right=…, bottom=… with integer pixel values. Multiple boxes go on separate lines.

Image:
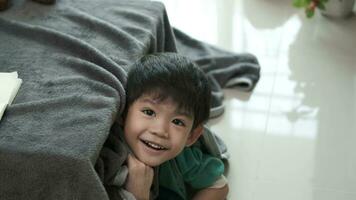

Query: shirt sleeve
left=175, top=146, right=225, bottom=189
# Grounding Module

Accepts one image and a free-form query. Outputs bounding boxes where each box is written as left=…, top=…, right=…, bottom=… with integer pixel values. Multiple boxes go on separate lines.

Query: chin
left=142, top=159, right=162, bottom=167
left=138, top=157, right=165, bottom=167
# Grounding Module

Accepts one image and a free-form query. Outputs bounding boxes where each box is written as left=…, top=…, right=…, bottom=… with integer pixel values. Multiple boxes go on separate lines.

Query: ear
left=185, top=125, right=204, bottom=147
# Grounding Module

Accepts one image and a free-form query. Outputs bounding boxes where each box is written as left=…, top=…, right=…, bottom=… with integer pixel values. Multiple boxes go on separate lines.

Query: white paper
left=0, top=103, right=7, bottom=121
left=0, top=71, right=18, bottom=79
left=0, top=71, right=22, bottom=121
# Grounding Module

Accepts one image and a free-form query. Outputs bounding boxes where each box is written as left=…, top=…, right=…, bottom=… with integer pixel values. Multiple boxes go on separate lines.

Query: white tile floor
left=156, top=0, right=356, bottom=199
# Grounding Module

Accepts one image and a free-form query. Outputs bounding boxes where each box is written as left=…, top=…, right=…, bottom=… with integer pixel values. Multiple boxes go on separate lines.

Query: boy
left=122, top=53, right=228, bottom=199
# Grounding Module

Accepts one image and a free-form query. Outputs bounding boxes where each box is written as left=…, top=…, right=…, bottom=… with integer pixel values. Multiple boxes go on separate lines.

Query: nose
left=149, top=118, right=169, bottom=138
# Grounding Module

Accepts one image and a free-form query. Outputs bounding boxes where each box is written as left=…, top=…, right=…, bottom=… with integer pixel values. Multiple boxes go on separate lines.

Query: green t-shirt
left=158, top=146, right=225, bottom=199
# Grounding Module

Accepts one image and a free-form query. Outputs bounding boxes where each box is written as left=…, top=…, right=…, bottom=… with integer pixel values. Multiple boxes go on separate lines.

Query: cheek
left=124, top=119, right=144, bottom=137
left=170, top=131, right=190, bottom=150
left=124, top=118, right=140, bottom=140
left=125, top=110, right=144, bottom=131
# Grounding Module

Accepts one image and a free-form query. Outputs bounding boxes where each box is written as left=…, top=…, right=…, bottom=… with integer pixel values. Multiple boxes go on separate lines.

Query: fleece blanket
left=0, top=0, right=260, bottom=199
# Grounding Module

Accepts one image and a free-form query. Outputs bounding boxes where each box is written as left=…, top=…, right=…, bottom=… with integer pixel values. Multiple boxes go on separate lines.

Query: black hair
left=125, top=53, right=211, bottom=129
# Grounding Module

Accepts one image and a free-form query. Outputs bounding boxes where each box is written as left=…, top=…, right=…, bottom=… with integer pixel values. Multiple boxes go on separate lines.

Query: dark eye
left=142, top=109, right=155, bottom=116
left=172, top=119, right=185, bottom=127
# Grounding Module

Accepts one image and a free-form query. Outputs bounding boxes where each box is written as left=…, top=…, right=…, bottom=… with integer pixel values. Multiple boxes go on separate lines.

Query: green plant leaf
left=293, top=0, right=303, bottom=7
left=293, top=0, right=310, bottom=7
left=305, top=8, right=315, bottom=18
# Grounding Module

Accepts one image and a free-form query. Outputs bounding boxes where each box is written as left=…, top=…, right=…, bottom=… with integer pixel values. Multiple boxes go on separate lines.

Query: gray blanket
left=0, top=0, right=260, bottom=199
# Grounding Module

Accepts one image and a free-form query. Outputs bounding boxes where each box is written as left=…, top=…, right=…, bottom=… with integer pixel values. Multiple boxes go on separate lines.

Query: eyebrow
left=175, top=110, right=193, bottom=120
left=140, top=97, right=159, bottom=105
left=140, top=98, right=193, bottom=119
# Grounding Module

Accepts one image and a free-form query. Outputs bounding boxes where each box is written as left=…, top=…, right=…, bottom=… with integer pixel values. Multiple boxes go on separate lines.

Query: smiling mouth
left=141, top=139, right=167, bottom=151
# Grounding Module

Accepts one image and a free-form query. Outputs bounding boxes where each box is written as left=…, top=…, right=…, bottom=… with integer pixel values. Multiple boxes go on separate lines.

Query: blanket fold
left=173, top=28, right=260, bottom=117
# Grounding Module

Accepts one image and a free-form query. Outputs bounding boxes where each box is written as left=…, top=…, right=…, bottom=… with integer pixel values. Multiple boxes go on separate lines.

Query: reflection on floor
left=156, top=0, right=356, bottom=199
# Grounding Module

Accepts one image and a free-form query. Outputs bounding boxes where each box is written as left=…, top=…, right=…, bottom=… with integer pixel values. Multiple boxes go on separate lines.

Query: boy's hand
left=125, top=154, right=154, bottom=200
left=192, top=184, right=229, bottom=200
left=193, top=184, right=229, bottom=200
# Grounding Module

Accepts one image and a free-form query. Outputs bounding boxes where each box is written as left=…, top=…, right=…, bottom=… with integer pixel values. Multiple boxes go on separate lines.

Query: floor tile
left=156, top=0, right=356, bottom=199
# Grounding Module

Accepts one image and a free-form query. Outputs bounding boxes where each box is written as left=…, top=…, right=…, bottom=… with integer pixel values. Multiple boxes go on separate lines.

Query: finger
left=127, top=154, right=136, bottom=166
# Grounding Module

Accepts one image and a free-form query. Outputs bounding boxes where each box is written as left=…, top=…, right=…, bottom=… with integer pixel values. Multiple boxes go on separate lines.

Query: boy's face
left=124, top=93, right=202, bottom=167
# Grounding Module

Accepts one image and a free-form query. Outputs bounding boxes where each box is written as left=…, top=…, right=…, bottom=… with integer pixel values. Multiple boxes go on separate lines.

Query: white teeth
left=148, top=142, right=161, bottom=149
left=142, top=140, right=166, bottom=150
